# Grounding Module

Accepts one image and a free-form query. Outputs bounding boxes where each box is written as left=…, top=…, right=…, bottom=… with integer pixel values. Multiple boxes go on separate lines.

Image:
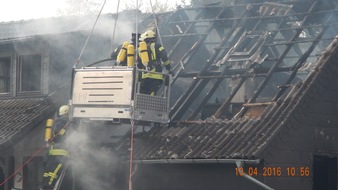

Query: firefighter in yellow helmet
left=42, top=105, right=70, bottom=190
left=137, top=30, right=173, bottom=95
left=111, top=33, right=141, bottom=66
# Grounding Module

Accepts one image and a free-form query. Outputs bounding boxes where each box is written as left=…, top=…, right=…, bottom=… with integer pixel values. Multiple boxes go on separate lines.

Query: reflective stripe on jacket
left=49, top=148, right=69, bottom=157
left=139, top=42, right=170, bottom=80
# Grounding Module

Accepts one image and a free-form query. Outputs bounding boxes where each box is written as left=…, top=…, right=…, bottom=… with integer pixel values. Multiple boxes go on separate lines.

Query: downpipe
left=236, top=161, right=274, bottom=190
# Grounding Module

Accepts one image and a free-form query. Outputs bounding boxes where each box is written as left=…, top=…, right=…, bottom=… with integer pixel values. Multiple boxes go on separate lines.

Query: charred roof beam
left=273, top=13, right=334, bottom=101
left=165, top=9, right=219, bottom=85
left=166, top=10, right=204, bottom=57
left=167, top=10, right=338, bottom=25
left=213, top=2, right=311, bottom=119
left=172, top=1, right=291, bottom=120
left=211, top=12, right=294, bottom=118
left=182, top=66, right=294, bottom=79
left=265, top=37, right=336, bottom=46
left=170, top=7, right=251, bottom=121
left=236, top=0, right=320, bottom=118
left=189, top=33, right=269, bottom=120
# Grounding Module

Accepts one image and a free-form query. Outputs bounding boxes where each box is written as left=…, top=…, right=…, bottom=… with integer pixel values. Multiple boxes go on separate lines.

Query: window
left=0, top=56, right=11, bottom=94
left=18, top=54, right=42, bottom=93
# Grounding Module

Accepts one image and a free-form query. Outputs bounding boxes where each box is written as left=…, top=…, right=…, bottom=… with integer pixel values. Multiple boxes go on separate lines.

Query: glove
left=168, top=69, right=174, bottom=77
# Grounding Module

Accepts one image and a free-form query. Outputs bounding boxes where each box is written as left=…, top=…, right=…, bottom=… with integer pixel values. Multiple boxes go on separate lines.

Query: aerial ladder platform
left=47, top=64, right=171, bottom=190
left=69, top=65, right=171, bottom=124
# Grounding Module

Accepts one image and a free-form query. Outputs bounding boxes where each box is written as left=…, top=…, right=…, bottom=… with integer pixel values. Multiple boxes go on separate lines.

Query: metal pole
left=236, top=161, right=274, bottom=190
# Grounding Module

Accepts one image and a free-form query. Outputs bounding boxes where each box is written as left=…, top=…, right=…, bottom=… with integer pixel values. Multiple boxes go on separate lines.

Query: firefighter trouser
left=140, top=78, right=163, bottom=96
left=42, top=149, right=69, bottom=189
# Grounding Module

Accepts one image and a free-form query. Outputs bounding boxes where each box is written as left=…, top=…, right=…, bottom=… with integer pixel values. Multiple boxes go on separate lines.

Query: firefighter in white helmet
left=137, top=30, right=173, bottom=95
left=42, top=105, right=70, bottom=190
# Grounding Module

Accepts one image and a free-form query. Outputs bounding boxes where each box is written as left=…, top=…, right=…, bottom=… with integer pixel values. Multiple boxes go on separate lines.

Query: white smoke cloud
left=65, top=121, right=120, bottom=190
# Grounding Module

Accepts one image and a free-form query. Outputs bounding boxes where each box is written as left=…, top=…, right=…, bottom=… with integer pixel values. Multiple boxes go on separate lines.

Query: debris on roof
left=115, top=0, right=338, bottom=160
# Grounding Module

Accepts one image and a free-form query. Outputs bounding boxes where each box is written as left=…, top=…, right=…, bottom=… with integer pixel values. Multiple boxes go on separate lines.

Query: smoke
left=8, top=9, right=149, bottom=96
left=65, top=121, right=120, bottom=190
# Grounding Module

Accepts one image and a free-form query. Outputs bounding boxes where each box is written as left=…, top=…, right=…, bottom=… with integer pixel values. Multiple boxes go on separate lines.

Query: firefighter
left=42, top=105, right=70, bottom=190
left=111, top=33, right=141, bottom=66
left=137, top=30, right=173, bottom=95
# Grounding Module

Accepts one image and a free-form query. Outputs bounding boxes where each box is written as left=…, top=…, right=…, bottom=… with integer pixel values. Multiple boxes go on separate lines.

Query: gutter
left=133, top=158, right=260, bottom=164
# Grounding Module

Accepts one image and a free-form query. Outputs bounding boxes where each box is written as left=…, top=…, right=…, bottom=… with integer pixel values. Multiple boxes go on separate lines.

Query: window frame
left=0, top=55, right=12, bottom=96
left=16, top=53, right=43, bottom=96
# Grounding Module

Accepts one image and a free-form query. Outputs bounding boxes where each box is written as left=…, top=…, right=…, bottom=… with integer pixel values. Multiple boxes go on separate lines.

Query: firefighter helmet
left=59, top=105, right=69, bottom=116
left=139, top=33, right=146, bottom=41
left=142, top=30, right=156, bottom=40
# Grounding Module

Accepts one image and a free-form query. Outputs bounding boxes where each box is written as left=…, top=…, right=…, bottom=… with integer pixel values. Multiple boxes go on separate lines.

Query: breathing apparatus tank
left=127, top=44, right=135, bottom=67
left=117, top=41, right=130, bottom=65
left=45, top=119, right=54, bottom=142
left=139, top=41, right=149, bottom=68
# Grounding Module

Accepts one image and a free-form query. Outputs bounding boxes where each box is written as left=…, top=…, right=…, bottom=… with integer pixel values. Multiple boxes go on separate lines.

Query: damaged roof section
left=115, top=0, right=338, bottom=160
left=116, top=35, right=338, bottom=160
left=160, top=0, right=338, bottom=121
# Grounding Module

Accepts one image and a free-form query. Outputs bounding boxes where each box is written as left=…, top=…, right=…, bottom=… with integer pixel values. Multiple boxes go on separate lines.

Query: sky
left=0, top=0, right=186, bottom=22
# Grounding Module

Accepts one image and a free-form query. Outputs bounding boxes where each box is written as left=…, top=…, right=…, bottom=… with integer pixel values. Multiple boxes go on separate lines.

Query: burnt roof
left=164, top=0, right=338, bottom=121
left=116, top=35, right=338, bottom=160
left=0, top=96, right=55, bottom=150
left=115, top=0, right=338, bottom=160
left=1, top=0, right=338, bottom=160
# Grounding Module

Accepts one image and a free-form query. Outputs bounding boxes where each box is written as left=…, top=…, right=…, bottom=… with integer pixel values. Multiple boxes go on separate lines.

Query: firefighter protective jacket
left=138, top=42, right=171, bottom=80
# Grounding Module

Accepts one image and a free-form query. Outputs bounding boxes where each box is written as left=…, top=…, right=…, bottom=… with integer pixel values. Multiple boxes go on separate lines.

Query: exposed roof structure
left=0, top=97, right=55, bottom=150
left=161, top=0, right=338, bottom=121
left=0, top=0, right=337, bottom=162
left=115, top=0, right=338, bottom=160
left=117, top=35, right=338, bottom=160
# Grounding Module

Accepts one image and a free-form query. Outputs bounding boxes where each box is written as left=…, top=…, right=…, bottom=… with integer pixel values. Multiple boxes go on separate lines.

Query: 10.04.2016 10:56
left=235, top=166, right=310, bottom=177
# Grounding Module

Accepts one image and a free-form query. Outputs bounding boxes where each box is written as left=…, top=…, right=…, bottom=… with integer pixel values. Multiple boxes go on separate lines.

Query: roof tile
left=0, top=97, right=55, bottom=150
